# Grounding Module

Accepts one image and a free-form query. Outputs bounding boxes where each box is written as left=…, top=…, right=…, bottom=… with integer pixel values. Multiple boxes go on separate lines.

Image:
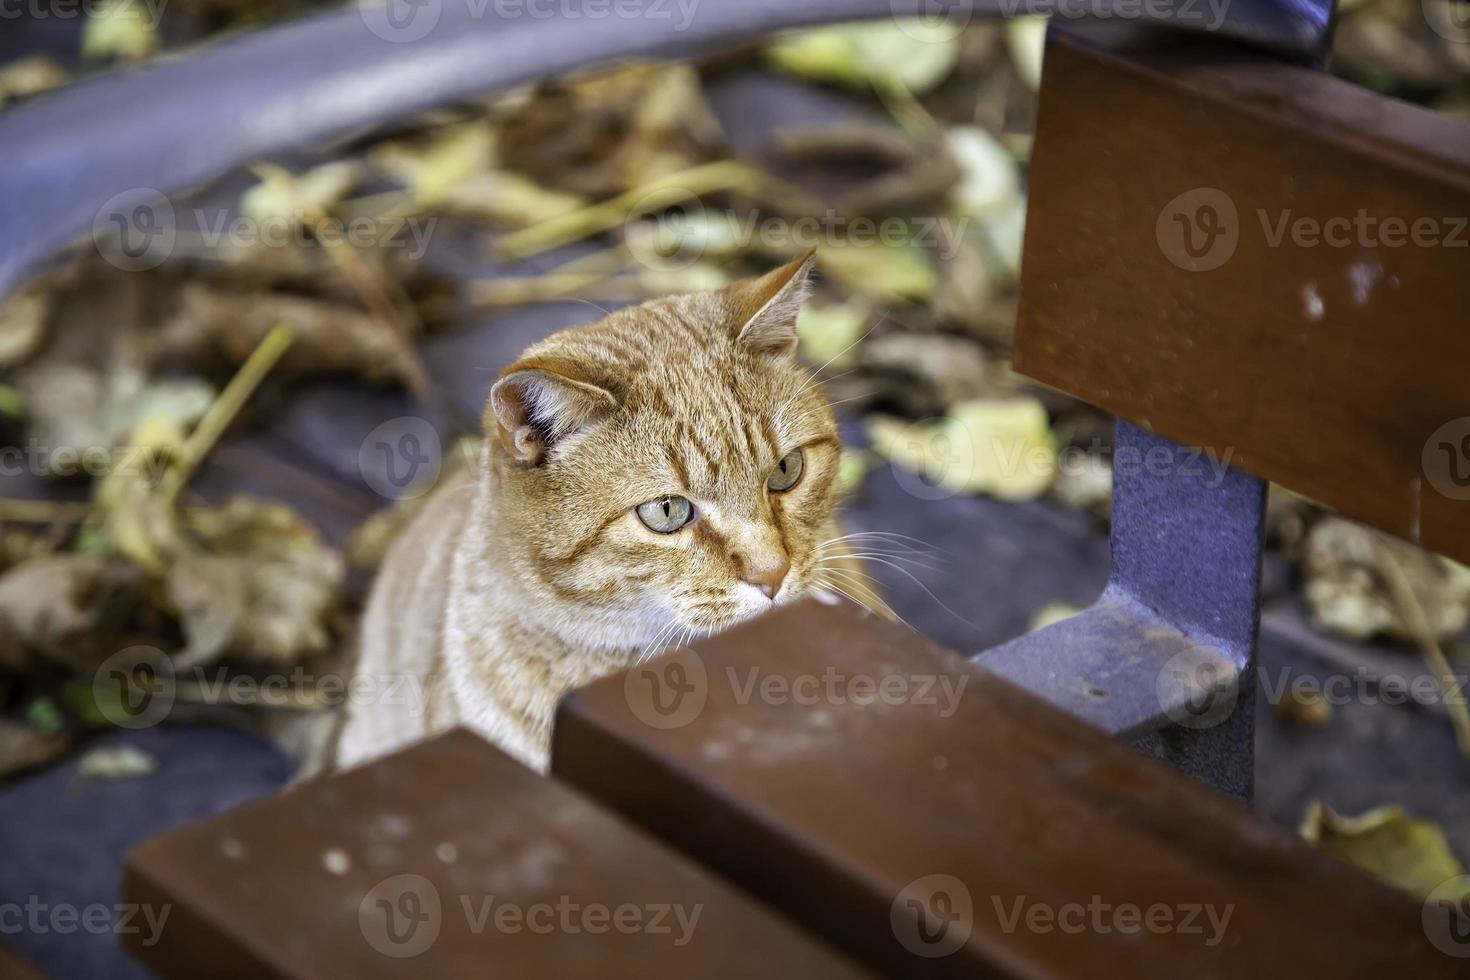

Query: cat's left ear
left=487, top=358, right=620, bottom=464
left=730, top=249, right=816, bottom=357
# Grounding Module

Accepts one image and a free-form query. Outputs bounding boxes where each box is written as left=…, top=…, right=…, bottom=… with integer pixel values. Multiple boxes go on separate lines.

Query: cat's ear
left=730, top=250, right=817, bottom=357
left=487, top=360, right=619, bottom=464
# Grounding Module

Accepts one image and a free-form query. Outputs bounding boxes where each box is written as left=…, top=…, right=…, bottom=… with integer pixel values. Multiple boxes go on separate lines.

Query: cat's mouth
left=682, top=580, right=804, bottom=633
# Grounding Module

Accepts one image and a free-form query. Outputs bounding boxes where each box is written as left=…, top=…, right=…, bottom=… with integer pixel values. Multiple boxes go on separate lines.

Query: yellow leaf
left=766, top=21, right=960, bottom=95
left=1300, top=802, right=1468, bottom=901
left=83, top=0, right=158, bottom=61
left=819, top=240, right=936, bottom=303
left=797, top=298, right=870, bottom=369
left=867, top=396, right=1057, bottom=502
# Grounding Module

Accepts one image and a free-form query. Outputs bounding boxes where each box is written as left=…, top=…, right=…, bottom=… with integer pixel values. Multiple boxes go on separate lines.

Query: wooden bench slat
left=1015, top=27, right=1470, bottom=564
left=553, top=599, right=1458, bottom=979
left=123, top=729, right=868, bottom=979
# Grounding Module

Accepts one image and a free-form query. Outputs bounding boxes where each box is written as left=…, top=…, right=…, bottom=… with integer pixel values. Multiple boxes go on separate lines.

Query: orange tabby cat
left=334, top=253, right=873, bottom=772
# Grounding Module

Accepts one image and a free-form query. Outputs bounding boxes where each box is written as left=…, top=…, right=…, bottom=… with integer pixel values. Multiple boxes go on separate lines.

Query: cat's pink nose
left=742, top=557, right=790, bottom=600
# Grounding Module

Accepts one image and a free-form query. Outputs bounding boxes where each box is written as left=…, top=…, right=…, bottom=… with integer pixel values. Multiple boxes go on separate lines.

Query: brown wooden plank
left=1014, top=27, right=1470, bottom=563
left=122, top=729, right=868, bottom=979
left=553, top=599, right=1460, bottom=979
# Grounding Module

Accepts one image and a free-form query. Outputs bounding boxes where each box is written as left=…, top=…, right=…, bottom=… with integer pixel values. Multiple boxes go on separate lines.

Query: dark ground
left=0, top=32, right=1467, bottom=979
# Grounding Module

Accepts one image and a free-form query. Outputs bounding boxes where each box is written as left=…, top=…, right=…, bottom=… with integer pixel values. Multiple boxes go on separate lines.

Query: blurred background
left=0, top=1, right=1468, bottom=975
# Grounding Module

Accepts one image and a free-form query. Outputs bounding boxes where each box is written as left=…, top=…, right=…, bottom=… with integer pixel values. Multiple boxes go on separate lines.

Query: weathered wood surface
left=123, top=729, right=868, bottom=979
left=1016, top=27, right=1470, bottom=563
left=555, top=599, right=1460, bottom=979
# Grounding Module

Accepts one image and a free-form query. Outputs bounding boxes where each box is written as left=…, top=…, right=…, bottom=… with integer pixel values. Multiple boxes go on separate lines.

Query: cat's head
left=483, top=252, right=842, bottom=649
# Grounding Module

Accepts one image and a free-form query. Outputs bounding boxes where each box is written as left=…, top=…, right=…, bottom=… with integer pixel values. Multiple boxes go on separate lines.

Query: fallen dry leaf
left=157, top=282, right=420, bottom=387
left=868, top=396, right=1056, bottom=501
left=0, top=56, right=69, bottom=107
left=765, top=21, right=960, bottom=95
left=0, top=555, right=142, bottom=670
left=1301, top=801, right=1467, bottom=901
left=0, top=283, right=50, bottom=369
left=82, top=0, right=158, bottom=61
left=170, top=497, right=343, bottom=666
left=0, top=718, right=71, bottom=780
left=76, top=743, right=157, bottom=780
left=497, top=64, right=726, bottom=199
left=1302, top=517, right=1470, bottom=643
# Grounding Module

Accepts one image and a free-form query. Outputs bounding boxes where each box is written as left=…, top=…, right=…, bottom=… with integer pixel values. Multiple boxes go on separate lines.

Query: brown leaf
left=1302, top=517, right=1470, bottom=643
left=0, top=719, right=71, bottom=779
left=169, top=497, right=344, bottom=666
left=497, top=64, right=727, bottom=199
left=0, top=554, right=142, bottom=669
left=156, top=283, right=421, bottom=387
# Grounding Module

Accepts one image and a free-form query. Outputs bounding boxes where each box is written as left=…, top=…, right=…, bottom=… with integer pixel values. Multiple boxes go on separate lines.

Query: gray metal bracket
left=976, top=421, right=1266, bottom=800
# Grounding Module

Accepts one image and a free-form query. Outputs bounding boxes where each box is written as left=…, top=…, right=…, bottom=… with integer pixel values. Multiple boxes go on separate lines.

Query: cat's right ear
left=487, top=361, right=619, bottom=464
left=730, top=249, right=817, bottom=357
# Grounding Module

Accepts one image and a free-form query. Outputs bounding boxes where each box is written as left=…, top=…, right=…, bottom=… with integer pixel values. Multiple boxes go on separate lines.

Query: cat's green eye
left=636, top=495, right=693, bottom=534
left=767, top=448, right=805, bottom=493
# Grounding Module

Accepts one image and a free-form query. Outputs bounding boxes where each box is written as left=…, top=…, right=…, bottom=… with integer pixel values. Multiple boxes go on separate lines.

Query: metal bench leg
left=976, top=420, right=1266, bottom=800
left=1111, top=421, right=1266, bottom=799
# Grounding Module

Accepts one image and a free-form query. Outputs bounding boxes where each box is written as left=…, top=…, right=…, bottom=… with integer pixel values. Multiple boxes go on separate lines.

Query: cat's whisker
left=813, top=572, right=908, bottom=629
left=831, top=554, right=977, bottom=629
left=639, top=616, right=685, bottom=665
left=813, top=539, right=945, bottom=566
left=772, top=354, right=868, bottom=426
left=818, top=550, right=945, bottom=574
left=815, top=531, right=949, bottom=559
left=798, top=321, right=880, bottom=387
left=819, top=569, right=911, bottom=630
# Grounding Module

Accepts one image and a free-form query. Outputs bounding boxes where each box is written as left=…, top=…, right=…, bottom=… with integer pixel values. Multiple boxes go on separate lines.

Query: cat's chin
left=682, top=589, right=803, bottom=635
